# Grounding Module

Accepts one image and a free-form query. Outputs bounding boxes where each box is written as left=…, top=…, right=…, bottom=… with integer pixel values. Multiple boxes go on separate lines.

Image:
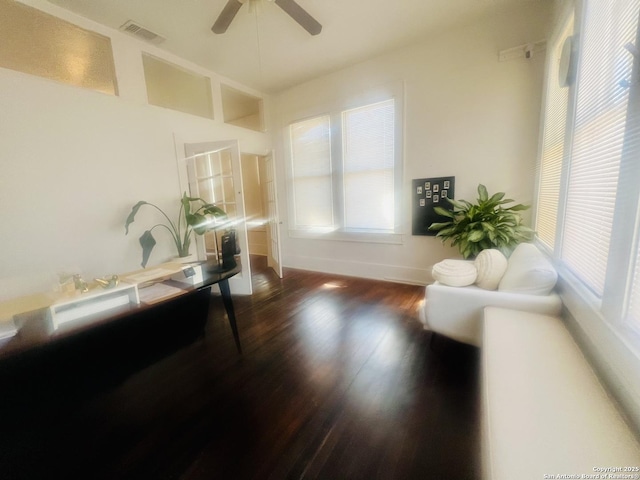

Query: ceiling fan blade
left=212, top=0, right=245, bottom=34
left=274, top=0, right=322, bottom=36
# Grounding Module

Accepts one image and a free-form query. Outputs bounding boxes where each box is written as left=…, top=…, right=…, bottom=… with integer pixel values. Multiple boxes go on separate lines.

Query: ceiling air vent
left=119, top=20, right=165, bottom=44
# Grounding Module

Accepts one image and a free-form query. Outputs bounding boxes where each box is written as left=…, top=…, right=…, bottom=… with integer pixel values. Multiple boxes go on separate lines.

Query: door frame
left=182, top=139, right=253, bottom=295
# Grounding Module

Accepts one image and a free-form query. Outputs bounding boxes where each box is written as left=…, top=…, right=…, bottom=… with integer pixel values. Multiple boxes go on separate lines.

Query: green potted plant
left=429, top=184, right=534, bottom=259
left=125, top=192, right=227, bottom=268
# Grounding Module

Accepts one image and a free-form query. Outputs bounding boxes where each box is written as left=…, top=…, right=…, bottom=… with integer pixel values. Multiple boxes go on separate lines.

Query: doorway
left=184, top=140, right=253, bottom=295
left=240, top=153, right=283, bottom=279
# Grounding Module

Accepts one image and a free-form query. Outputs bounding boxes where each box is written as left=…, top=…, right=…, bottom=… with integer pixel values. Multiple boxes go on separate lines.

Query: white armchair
left=420, top=243, right=562, bottom=347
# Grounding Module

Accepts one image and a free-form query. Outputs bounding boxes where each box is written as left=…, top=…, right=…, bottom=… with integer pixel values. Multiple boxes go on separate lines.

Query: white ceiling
left=47, top=0, right=546, bottom=93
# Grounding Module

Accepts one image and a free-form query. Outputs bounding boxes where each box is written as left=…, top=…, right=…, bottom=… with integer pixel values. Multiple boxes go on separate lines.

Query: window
left=290, top=115, right=333, bottom=230
left=560, top=0, right=637, bottom=296
left=630, top=245, right=640, bottom=324
left=535, top=0, right=640, bottom=328
left=342, top=100, right=396, bottom=231
left=534, top=14, right=574, bottom=250
left=288, top=95, right=402, bottom=240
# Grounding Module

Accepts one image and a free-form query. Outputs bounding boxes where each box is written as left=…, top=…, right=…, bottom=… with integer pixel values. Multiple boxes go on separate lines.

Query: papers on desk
left=137, top=283, right=186, bottom=305
left=124, top=267, right=180, bottom=285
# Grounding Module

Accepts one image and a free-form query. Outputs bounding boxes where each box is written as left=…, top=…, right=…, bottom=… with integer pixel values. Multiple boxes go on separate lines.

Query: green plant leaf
left=489, top=191, right=506, bottom=203
left=202, top=204, right=227, bottom=218
left=467, top=229, right=485, bottom=242
left=181, top=193, right=191, bottom=217
left=429, top=221, right=452, bottom=231
left=139, top=230, right=156, bottom=268
left=433, top=206, right=454, bottom=218
left=125, top=201, right=148, bottom=234
left=481, top=222, right=495, bottom=231
left=446, top=198, right=468, bottom=211
left=478, top=184, right=488, bottom=202
left=508, top=204, right=531, bottom=211
left=436, top=226, right=456, bottom=237
left=185, top=213, right=203, bottom=234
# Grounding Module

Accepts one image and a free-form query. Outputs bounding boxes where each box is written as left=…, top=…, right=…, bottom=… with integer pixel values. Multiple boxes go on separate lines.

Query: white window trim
left=284, top=81, right=405, bottom=244
left=534, top=0, right=640, bottom=430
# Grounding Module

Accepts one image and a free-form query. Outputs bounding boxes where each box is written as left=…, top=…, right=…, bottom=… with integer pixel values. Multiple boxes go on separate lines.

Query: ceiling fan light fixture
left=211, top=0, right=321, bottom=36
left=274, top=0, right=322, bottom=36
left=212, top=0, right=246, bottom=34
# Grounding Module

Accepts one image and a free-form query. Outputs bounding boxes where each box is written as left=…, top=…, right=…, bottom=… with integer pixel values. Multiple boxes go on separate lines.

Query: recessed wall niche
left=221, top=84, right=264, bottom=132
left=0, top=0, right=118, bottom=95
left=142, top=53, right=214, bottom=120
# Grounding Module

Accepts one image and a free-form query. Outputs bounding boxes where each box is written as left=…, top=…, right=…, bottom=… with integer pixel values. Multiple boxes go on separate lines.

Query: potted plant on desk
left=125, top=193, right=227, bottom=268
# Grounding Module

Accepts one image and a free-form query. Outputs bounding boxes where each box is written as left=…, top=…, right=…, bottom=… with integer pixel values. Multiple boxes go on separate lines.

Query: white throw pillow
left=498, top=243, right=558, bottom=295
left=474, top=249, right=508, bottom=290
left=432, top=259, right=477, bottom=287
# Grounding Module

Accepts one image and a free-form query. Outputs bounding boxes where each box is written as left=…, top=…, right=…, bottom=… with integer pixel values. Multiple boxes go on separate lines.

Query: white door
left=185, top=141, right=252, bottom=295
left=263, top=153, right=283, bottom=278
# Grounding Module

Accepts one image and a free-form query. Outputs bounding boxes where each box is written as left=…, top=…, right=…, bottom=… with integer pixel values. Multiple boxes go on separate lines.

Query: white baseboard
left=284, top=254, right=432, bottom=285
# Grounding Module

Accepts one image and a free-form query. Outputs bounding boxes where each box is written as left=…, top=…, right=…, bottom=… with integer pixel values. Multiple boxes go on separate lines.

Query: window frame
left=285, top=82, right=404, bottom=244
left=533, top=0, right=640, bottom=427
left=535, top=0, right=640, bottom=329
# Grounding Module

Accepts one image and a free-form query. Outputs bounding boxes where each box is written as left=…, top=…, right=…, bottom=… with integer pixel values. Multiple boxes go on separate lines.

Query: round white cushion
left=432, top=259, right=477, bottom=287
left=474, top=249, right=508, bottom=290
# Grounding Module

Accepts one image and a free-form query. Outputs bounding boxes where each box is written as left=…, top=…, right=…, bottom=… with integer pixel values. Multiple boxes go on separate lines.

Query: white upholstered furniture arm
left=423, top=282, right=562, bottom=346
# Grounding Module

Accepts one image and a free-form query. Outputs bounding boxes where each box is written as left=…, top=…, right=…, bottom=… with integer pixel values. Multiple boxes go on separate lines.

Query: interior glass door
left=185, top=140, right=252, bottom=295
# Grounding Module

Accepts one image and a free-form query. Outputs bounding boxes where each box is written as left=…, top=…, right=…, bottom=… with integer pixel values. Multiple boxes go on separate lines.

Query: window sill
left=288, top=229, right=404, bottom=245
left=555, top=265, right=640, bottom=431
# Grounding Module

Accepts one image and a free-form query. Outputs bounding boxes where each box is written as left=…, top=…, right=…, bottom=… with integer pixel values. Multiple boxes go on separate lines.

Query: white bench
left=482, top=307, right=640, bottom=479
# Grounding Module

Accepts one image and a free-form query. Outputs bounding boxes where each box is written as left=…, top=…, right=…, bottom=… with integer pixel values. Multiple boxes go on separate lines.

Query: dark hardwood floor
left=0, top=256, right=480, bottom=480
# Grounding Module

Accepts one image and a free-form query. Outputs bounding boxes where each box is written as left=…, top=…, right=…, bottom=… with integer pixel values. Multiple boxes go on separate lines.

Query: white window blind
left=290, top=115, right=333, bottom=229
left=560, top=0, right=638, bottom=296
left=342, top=100, right=395, bottom=232
left=535, top=17, right=574, bottom=250
left=629, top=243, right=640, bottom=325
left=288, top=90, right=401, bottom=239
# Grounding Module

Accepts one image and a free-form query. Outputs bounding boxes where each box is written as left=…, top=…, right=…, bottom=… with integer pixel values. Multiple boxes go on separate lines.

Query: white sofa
left=482, top=307, right=640, bottom=478
left=420, top=243, right=562, bottom=346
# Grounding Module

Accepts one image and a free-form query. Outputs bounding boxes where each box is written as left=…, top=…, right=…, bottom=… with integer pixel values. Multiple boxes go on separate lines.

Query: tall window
left=534, top=15, right=574, bottom=250
left=560, top=0, right=637, bottom=296
left=290, top=115, right=333, bottom=230
left=630, top=246, right=640, bottom=325
left=342, top=100, right=395, bottom=232
left=288, top=95, right=401, bottom=238
left=535, top=0, right=640, bottom=330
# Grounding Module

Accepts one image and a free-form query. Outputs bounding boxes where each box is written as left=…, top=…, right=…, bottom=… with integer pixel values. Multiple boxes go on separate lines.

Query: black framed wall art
left=412, top=176, right=455, bottom=236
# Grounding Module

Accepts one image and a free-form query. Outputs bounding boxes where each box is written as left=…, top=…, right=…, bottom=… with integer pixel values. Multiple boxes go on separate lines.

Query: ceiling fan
left=212, top=0, right=322, bottom=36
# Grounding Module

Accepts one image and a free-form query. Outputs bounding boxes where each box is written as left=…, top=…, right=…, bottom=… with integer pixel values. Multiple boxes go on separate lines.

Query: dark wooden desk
left=0, top=262, right=242, bottom=410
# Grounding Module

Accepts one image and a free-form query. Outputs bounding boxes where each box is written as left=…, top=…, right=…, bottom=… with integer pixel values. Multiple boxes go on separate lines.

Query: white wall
left=0, top=0, right=272, bottom=301
left=272, top=2, right=552, bottom=284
